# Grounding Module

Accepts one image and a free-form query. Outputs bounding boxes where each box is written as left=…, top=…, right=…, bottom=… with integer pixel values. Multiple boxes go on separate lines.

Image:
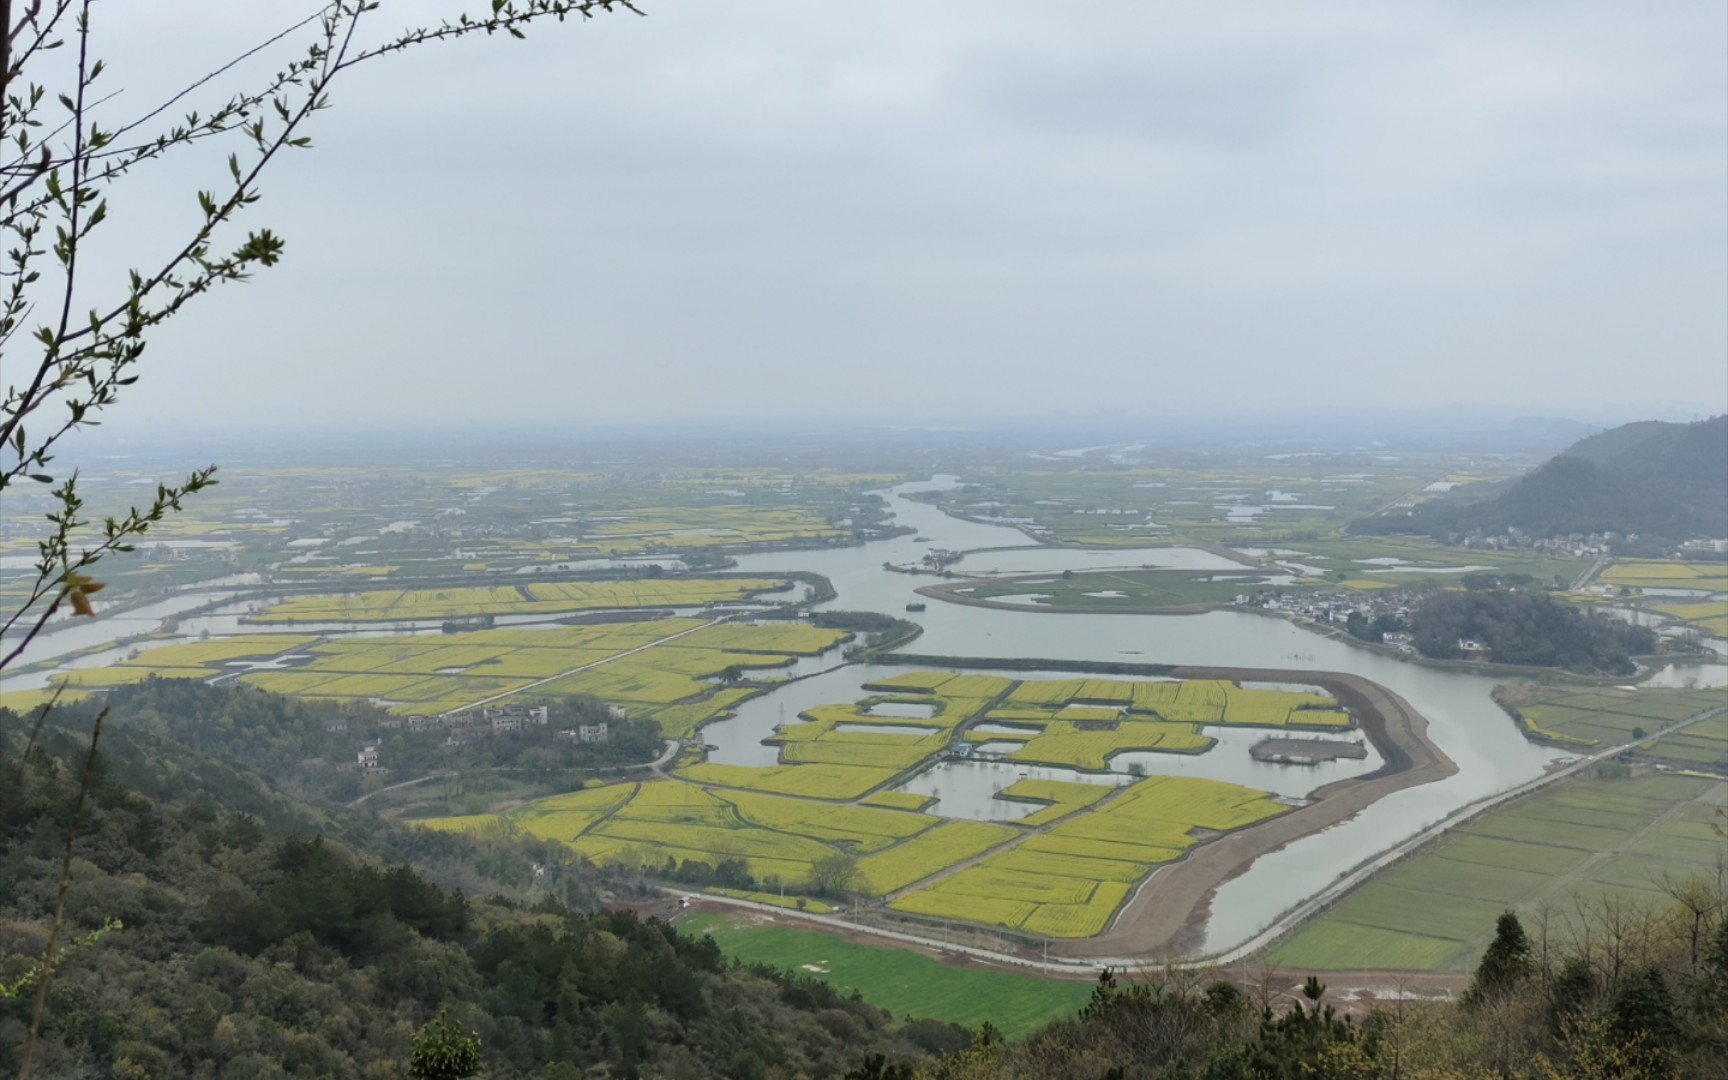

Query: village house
left=481, top=704, right=549, bottom=729
left=357, top=744, right=381, bottom=770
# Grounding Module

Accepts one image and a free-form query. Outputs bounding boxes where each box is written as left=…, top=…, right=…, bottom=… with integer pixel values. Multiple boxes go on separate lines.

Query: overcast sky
left=78, top=1, right=1728, bottom=433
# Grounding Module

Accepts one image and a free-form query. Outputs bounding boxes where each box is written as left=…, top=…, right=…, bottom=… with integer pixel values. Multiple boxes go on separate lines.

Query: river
left=6, top=475, right=1724, bottom=954
left=727, top=478, right=1674, bottom=952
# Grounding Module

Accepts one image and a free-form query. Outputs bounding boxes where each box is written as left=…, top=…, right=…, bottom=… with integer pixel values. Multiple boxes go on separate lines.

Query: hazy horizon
left=83, top=1, right=1728, bottom=434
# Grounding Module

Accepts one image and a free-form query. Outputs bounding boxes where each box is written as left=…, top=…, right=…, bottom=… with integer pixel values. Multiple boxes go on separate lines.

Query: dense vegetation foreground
left=3, top=689, right=1726, bottom=1078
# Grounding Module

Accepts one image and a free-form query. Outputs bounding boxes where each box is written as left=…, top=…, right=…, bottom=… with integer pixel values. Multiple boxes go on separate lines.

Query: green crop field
left=1504, top=686, right=1724, bottom=763
left=1268, top=772, right=1726, bottom=972
left=1265, top=922, right=1463, bottom=971
left=679, top=913, right=1091, bottom=1037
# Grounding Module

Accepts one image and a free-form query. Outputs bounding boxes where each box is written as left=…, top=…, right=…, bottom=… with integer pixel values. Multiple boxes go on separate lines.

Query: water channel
left=7, top=475, right=1726, bottom=954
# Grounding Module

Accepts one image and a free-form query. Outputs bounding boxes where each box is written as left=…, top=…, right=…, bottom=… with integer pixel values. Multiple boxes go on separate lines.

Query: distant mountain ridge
left=1352, top=416, right=1728, bottom=547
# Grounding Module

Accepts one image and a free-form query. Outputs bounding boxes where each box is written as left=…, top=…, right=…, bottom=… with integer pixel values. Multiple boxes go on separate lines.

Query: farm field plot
left=1268, top=773, right=1725, bottom=972
left=965, top=676, right=1349, bottom=770
left=680, top=913, right=1091, bottom=1038
left=420, top=778, right=957, bottom=890
left=892, top=776, right=1286, bottom=938
left=113, top=635, right=318, bottom=667
left=773, top=701, right=958, bottom=772
left=570, top=783, right=864, bottom=884
left=32, top=619, right=848, bottom=724
left=1294, top=538, right=1591, bottom=590
left=1599, top=560, right=1728, bottom=593
left=20, top=635, right=321, bottom=697
left=856, top=821, right=1019, bottom=894
left=1003, top=720, right=1212, bottom=770
left=1642, top=729, right=1726, bottom=767
left=1003, top=676, right=1347, bottom=729
left=1265, top=922, right=1462, bottom=972
left=414, top=759, right=1290, bottom=942
left=925, top=462, right=1481, bottom=549
left=577, top=505, right=848, bottom=552
left=250, top=577, right=791, bottom=623
left=1649, top=598, right=1728, bottom=637
left=998, top=778, right=1112, bottom=827
left=1502, top=685, right=1724, bottom=759
left=650, top=687, right=760, bottom=741
left=677, top=762, right=902, bottom=801
left=893, top=869, right=1131, bottom=939
left=715, top=790, right=935, bottom=852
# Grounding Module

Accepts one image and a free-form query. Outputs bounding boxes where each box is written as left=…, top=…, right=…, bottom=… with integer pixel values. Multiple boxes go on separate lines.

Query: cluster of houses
left=1458, top=529, right=1728, bottom=560
left=1457, top=529, right=1619, bottom=558
left=1235, top=588, right=1415, bottom=627
left=355, top=702, right=625, bottom=771
left=1233, top=590, right=1500, bottom=662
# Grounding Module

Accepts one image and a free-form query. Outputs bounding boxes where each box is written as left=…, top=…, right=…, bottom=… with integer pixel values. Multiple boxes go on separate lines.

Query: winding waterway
left=7, top=475, right=1725, bottom=954
left=727, top=478, right=1646, bottom=952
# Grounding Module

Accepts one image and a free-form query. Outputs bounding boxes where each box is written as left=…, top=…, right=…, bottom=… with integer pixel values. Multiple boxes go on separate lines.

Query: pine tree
left=1468, top=910, right=1535, bottom=1004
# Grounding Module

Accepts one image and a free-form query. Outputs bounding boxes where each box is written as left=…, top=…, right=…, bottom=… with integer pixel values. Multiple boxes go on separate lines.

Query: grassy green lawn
left=1266, top=773, right=1725, bottom=972
left=678, top=912, right=1092, bottom=1037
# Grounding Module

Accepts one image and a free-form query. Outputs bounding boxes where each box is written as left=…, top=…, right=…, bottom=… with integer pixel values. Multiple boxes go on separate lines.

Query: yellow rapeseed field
left=251, top=578, right=789, bottom=623
left=677, top=762, right=900, bottom=800
left=854, top=821, right=1018, bottom=894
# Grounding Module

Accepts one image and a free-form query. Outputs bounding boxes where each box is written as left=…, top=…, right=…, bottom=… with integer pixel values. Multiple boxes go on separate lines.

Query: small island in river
left=1250, top=736, right=1369, bottom=766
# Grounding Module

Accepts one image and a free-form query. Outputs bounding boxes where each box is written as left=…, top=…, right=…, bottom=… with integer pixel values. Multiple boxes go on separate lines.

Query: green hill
left=1353, top=416, right=1728, bottom=548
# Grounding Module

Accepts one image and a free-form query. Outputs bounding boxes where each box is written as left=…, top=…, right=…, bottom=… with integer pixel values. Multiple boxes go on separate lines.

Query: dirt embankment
left=1051, top=667, right=1456, bottom=961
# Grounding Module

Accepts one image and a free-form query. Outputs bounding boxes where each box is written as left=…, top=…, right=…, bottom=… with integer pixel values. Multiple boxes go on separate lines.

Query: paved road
left=1572, top=554, right=1611, bottom=592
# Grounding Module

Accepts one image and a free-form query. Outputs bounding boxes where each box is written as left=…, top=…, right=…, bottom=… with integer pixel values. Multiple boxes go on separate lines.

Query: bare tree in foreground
left=0, top=4, right=638, bottom=1074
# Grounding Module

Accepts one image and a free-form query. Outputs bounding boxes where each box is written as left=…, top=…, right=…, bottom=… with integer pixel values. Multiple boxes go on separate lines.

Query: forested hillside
left=1391, top=590, right=1656, bottom=673
left=1354, top=416, right=1728, bottom=548
left=0, top=703, right=970, bottom=1078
